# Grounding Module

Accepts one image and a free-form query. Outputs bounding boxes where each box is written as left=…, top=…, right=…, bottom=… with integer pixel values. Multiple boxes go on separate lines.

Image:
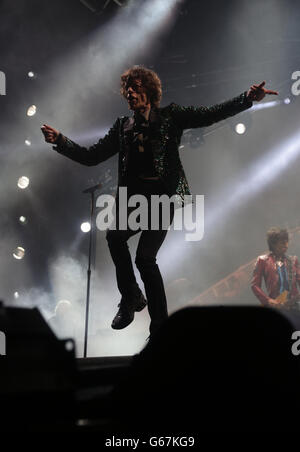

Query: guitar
left=272, top=290, right=299, bottom=309
left=275, top=290, right=289, bottom=304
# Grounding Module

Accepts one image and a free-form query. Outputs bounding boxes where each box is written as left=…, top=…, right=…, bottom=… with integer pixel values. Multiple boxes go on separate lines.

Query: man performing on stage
left=41, top=66, right=277, bottom=339
left=251, top=227, right=300, bottom=309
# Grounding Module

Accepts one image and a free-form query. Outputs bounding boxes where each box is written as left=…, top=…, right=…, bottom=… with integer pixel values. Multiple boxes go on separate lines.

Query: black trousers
left=106, top=178, right=174, bottom=334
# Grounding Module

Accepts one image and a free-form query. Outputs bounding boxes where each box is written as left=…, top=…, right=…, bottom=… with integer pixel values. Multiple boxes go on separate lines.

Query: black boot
left=111, top=292, right=147, bottom=330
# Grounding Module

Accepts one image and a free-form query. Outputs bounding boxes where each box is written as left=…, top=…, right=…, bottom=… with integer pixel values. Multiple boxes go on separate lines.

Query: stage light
left=25, top=139, right=31, bottom=146
left=19, top=216, right=27, bottom=224
left=28, top=71, right=35, bottom=78
left=230, top=112, right=252, bottom=135
left=27, top=105, right=37, bottom=116
left=235, top=123, right=246, bottom=135
left=13, top=247, right=25, bottom=260
left=17, top=176, right=30, bottom=189
left=81, top=222, right=91, bottom=233
left=14, top=291, right=20, bottom=299
left=284, top=98, right=291, bottom=105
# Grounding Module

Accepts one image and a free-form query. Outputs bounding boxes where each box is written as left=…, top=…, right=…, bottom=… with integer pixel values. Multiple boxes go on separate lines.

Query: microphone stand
left=82, top=183, right=102, bottom=358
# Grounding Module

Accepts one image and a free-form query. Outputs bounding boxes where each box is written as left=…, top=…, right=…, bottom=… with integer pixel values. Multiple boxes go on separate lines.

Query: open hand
left=41, top=124, right=60, bottom=143
left=247, top=81, right=278, bottom=102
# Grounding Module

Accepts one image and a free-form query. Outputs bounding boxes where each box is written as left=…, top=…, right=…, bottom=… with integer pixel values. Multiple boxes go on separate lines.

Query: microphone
left=82, top=183, right=102, bottom=194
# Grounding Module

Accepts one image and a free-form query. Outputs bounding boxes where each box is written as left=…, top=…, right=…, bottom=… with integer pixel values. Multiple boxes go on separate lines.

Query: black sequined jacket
left=53, top=92, right=252, bottom=201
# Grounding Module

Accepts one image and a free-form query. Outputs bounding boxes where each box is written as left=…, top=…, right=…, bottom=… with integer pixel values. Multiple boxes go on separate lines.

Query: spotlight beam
left=160, top=130, right=300, bottom=277
left=205, top=130, right=300, bottom=229
left=40, top=0, right=183, bottom=126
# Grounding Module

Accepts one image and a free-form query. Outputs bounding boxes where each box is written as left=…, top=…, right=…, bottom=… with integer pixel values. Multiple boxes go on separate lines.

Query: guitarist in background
left=251, top=227, right=300, bottom=309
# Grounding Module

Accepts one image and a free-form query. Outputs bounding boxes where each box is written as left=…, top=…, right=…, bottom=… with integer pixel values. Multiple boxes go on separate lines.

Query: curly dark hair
left=120, top=66, right=162, bottom=108
left=267, top=227, right=289, bottom=251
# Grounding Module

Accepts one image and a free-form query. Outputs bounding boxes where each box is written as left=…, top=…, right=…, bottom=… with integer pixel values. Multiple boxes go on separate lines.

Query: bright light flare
left=235, top=123, right=246, bottom=135
left=13, top=247, right=25, bottom=260
left=27, top=105, right=37, bottom=116
left=81, top=222, right=91, bottom=233
left=17, top=176, right=30, bottom=189
left=251, top=100, right=281, bottom=111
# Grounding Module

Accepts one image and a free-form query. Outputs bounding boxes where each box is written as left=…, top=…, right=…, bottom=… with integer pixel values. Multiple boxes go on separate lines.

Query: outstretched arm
left=171, top=81, right=278, bottom=130
left=41, top=120, right=120, bottom=166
